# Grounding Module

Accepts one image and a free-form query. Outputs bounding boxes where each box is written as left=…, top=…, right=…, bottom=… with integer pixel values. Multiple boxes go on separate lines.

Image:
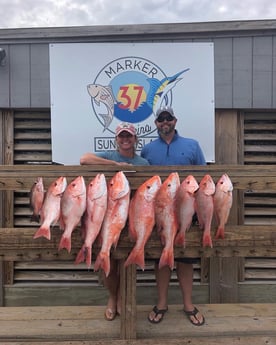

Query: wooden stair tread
left=0, top=304, right=275, bottom=342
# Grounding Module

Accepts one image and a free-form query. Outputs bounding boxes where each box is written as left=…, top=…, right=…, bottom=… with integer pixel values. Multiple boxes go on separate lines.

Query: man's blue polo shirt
left=141, top=131, right=206, bottom=165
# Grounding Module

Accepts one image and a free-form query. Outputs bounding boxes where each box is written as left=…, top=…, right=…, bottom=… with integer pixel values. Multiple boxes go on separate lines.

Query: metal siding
left=273, top=36, right=276, bottom=108
left=252, top=36, right=273, bottom=108
left=10, top=45, right=31, bottom=108
left=213, top=37, right=233, bottom=108
left=0, top=23, right=275, bottom=110
left=233, top=37, right=253, bottom=108
left=0, top=45, right=9, bottom=107
left=30, top=44, right=50, bottom=108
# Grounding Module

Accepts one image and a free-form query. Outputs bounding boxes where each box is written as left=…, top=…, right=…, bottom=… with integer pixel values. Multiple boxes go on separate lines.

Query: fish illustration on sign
left=87, top=84, right=116, bottom=131
left=147, top=68, right=190, bottom=115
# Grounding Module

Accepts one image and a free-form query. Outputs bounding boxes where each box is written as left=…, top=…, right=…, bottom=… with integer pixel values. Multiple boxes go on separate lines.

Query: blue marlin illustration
left=87, top=84, right=116, bottom=131
left=146, top=68, right=190, bottom=115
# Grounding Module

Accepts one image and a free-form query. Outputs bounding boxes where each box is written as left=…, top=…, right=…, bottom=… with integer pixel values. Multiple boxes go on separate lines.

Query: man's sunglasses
left=156, top=115, right=175, bottom=123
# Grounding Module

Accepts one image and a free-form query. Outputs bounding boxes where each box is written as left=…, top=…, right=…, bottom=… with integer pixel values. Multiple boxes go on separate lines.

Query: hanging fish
left=94, top=171, right=130, bottom=277
left=33, top=176, right=67, bottom=240
left=155, top=172, right=180, bottom=270
left=30, top=177, right=45, bottom=223
left=58, top=176, right=87, bottom=253
left=75, top=174, right=108, bottom=268
left=125, top=175, right=162, bottom=270
left=213, top=174, right=233, bottom=239
left=175, top=175, right=199, bottom=247
left=195, top=174, right=215, bottom=248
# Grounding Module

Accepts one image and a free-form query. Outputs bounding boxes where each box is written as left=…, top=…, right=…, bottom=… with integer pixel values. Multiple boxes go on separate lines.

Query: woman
left=80, top=122, right=149, bottom=321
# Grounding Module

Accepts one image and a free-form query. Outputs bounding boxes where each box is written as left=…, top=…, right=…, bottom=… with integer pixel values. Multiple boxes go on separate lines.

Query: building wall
left=0, top=20, right=276, bottom=109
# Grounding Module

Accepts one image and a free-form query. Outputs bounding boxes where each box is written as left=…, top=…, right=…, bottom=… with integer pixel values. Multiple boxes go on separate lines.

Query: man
left=141, top=105, right=206, bottom=326
left=80, top=122, right=149, bottom=321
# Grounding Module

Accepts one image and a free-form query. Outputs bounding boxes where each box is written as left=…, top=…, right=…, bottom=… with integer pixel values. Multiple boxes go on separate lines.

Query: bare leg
left=103, top=258, right=120, bottom=320
left=148, top=262, right=171, bottom=322
left=176, top=262, right=204, bottom=325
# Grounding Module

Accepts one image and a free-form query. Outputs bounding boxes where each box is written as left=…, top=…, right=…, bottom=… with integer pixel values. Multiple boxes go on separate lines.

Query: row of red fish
left=30, top=171, right=233, bottom=275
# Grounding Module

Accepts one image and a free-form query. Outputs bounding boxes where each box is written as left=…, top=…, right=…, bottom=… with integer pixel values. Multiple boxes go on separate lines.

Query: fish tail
left=215, top=226, right=225, bottom=239
left=174, top=231, right=186, bottom=247
left=74, top=245, right=86, bottom=265
left=85, top=247, right=92, bottom=269
left=58, top=234, right=72, bottom=252
left=159, top=248, right=174, bottom=270
left=124, top=247, right=145, bottom=270
left=94, top=252, right=110, bottom=277
left=202, top=231, right=213, bottom=248
left=33, top=226, right=51, bottom=240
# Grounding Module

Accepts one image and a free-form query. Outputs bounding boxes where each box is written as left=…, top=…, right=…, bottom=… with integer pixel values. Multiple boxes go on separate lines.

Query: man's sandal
left=148, top=305, right=168, bottom=324
left=184, top=307, right=205, bottom=326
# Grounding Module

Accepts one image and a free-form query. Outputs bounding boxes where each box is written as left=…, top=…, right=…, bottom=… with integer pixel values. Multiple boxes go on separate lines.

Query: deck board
left=0, top=304, right=275, bottom=343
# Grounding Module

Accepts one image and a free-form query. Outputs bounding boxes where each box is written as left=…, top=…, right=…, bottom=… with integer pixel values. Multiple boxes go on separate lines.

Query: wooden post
left=119, top=260, right=136, bottom=339
left=211, top=110, right=240, bottom=303
left=0, top=261, right=4, bottom=306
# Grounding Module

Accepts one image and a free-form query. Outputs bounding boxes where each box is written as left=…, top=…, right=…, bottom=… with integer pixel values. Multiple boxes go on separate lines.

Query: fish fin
left=124, top=247, right=145, bottom=270
left=174, top=232, right=186, bottom=247
left=75, top=245, right=86, bottom=265
left=202, top=232, right=213, bottom=248
left=75, top=245, right=92, bottom=268
left=85, top=247, right=92, bottom=269
left=58, top=234, right=71, bottom=252
left=215, top=227, right=225, bottom=239
left=33, top=226, right=51, bottom=240
left=94, top=252, right=110, bottom=277
left=159, top=249, right=174, bottom=270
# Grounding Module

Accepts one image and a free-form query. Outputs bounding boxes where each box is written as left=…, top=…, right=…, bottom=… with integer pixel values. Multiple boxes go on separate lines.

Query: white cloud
left=0, top=0, right=276, bottom=29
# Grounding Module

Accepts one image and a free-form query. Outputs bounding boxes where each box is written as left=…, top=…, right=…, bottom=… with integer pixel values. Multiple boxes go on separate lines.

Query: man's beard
left=159, top=124, right=175, bottom=136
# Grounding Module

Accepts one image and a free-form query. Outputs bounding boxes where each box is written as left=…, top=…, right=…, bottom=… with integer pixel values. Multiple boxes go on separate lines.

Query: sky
left=0, top=0, right=276, bottom=29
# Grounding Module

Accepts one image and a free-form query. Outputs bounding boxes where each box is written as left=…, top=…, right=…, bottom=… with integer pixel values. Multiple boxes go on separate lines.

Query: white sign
left=49, top=42, right=215, bottom=165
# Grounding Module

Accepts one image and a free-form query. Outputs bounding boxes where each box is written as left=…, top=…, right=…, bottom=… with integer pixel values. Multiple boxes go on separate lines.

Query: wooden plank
left=209, top=257, right=239, bottom=303
left=215, top=111, right=238, bottom=163
left=0, top=304, right=275, bottom=342
left=1, top=164, right=276, bottom=191
left=0, top=262, right=3, bottom=306
left=120, top=260, right=136, bottom=339
left=2, top=337, right=276, bottom=345
left=0, top=225, right=274, bottom=261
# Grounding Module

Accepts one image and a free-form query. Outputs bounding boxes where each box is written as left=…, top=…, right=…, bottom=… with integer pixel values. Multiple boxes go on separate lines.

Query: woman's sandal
left=184, top=307, right=205, bottom=326
left=148, top=305, right=168, bottom=324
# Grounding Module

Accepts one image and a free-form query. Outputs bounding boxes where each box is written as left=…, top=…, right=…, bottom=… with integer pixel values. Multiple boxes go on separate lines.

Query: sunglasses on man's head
left=156, top=115, right=175, bottom=123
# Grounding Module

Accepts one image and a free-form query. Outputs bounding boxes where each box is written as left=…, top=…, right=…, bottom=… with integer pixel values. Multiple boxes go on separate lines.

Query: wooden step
left=0, top=304, right=275, bottom=344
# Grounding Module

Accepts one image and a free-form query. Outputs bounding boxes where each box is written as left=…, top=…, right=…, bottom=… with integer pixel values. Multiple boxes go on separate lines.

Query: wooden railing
left=0, top=164, right=276, bottom=339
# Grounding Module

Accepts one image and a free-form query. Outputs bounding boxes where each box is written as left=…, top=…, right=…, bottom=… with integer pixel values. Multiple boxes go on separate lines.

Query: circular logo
left=88, top=56, right=172, bottom=136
